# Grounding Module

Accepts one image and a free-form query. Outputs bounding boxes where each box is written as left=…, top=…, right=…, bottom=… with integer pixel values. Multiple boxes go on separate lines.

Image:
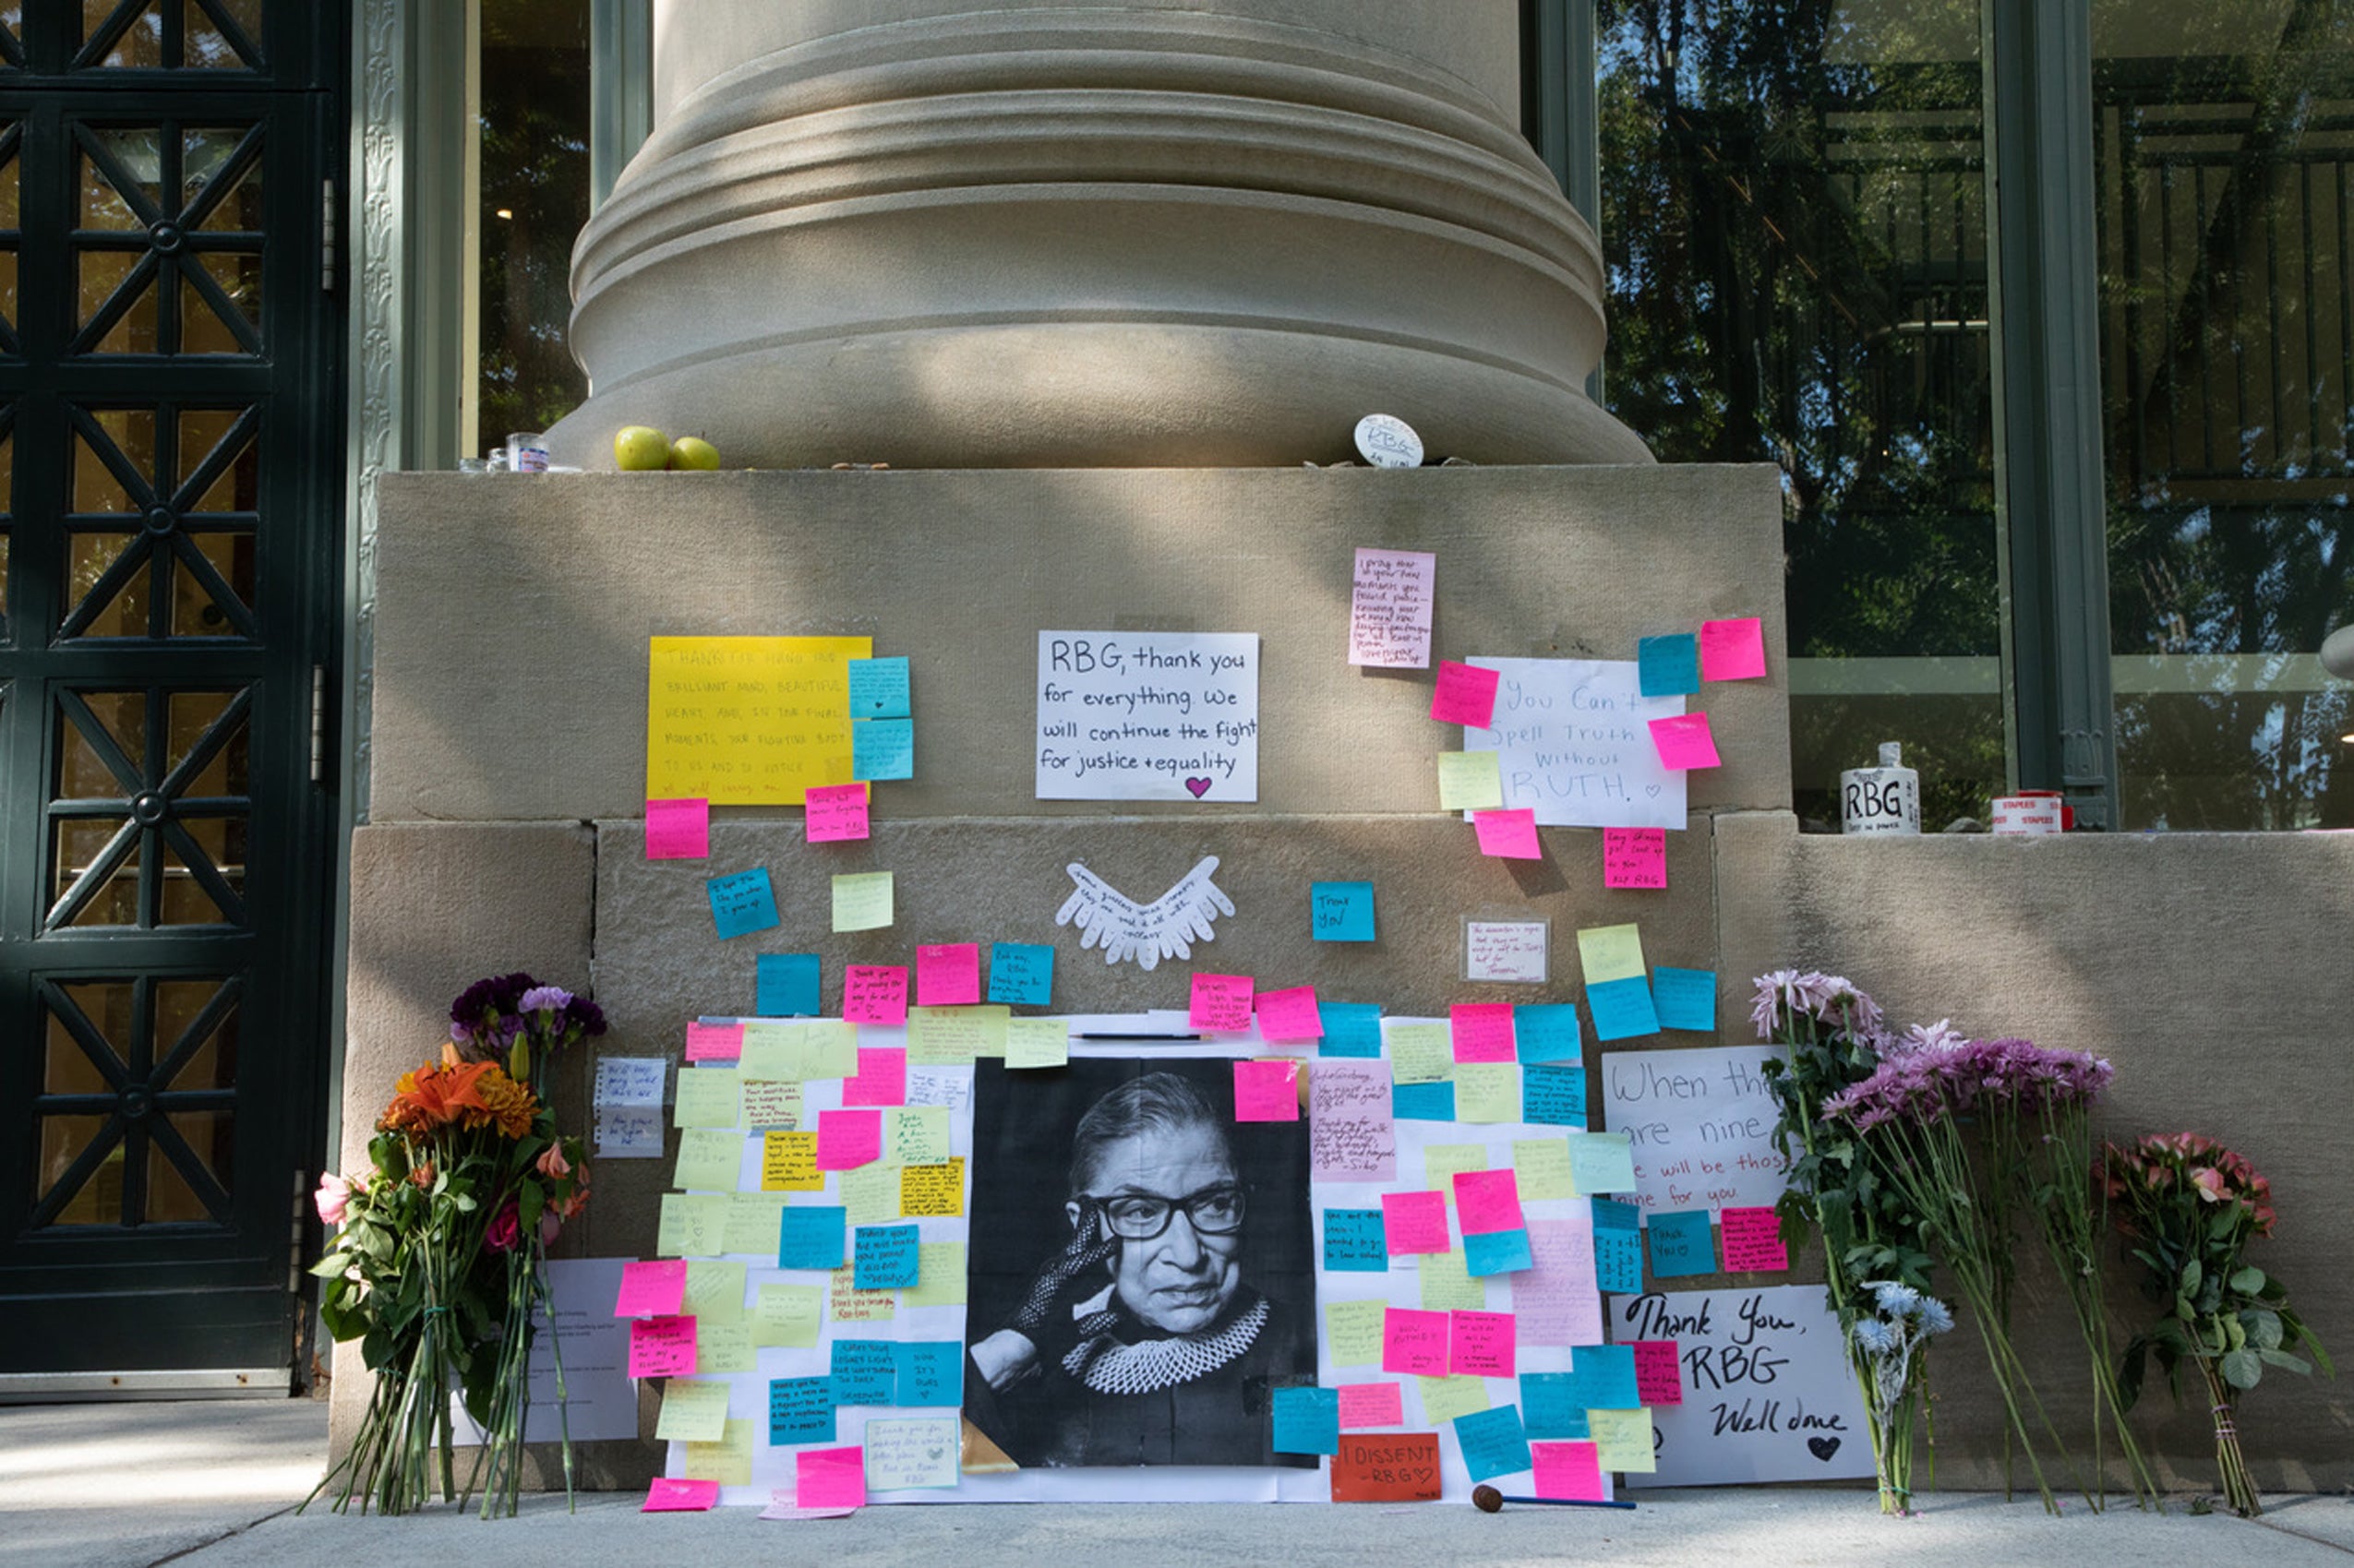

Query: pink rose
left=485, top=1200, right=521, bottom=1252
left=536, top=1144, right=571, bottom=1180
left=314, top=1170, right=354, bottom=1227
left=2191, top=1167, right=2228, bottom=1203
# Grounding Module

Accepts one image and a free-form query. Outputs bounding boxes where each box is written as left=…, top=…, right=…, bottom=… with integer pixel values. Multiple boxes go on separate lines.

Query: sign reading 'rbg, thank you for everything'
left=1034, top=632, right=1260, bottom=802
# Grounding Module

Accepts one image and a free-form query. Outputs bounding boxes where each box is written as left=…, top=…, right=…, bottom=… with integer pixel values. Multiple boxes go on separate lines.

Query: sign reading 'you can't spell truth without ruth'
left=1034, top=631, right=1261, bottom=802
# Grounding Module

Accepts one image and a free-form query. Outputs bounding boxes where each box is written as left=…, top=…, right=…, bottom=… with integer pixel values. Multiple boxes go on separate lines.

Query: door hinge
left=321, top=177, right=337, bottom=292
left=310, top=664, right=329, bottom=784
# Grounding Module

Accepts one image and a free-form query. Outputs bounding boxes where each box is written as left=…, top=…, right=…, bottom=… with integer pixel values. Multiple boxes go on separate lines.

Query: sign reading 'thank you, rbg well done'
left=1034, top=631, right=1260, bottom=802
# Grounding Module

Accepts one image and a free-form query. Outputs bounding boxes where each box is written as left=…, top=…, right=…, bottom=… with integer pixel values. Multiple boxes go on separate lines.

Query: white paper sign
left=865, top=1415, right=963, bottom=1491
left=1599, top=1046, right=1787, bottom=1219
left=1035, top=631, right=1260, bottom=801
left=1611, top=1286, right=1874, bottom=1486
left=1464, top=919, right=1549, bottom=984
left=1347, top=547, right=1436, bottom=667
left=450, top=1258, right=639, bottom=1443
left=593, top=1056, right=667, bottom=1159
left=1053, top=856, right=1234, bottom=970
left=1463, top=658, right=1687, bottom=830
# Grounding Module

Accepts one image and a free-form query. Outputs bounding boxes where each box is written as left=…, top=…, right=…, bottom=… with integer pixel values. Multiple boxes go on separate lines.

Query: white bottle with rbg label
left=1841, top=742, right=1920, bottom=836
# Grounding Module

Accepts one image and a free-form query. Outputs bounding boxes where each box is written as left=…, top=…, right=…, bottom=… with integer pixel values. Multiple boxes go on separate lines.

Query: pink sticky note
left=1381, top=1307, right=1451, bottom=1377
left=1647, top=712, right=1722, bottom=771
left=803, top=783, right=871, bottom=844
left=815, top=1108, right=883, bottom=1170
left=915, top=943, right=981, bottom=1007
left=684, top=1021, right=744, bottom=1062
left=797, top=1446, right=866, bottom=1511
left=643, top=1477, right=722, bottom=1512
left=1449, top=1002, right=1515, bottom=1063
left=628, top=1314, right=698, bottom=1379
left=1530, top=1440, right=1607, bottom=1502
left=1232, top=1059, right=1301, bottom=1122
left=1381, top=1190, right=1450, bottom=1256
left=1719, top=1206, right=1791, bottom=1272
left=1337, top=1381, right=1406, bottom=1430
left=1699, top=616, right=1766, bottom=681
left=1255, top=985, right=1324, bottom=1042
left=1603, top=827, right=1667, bottom=891
left=1449, top=1310, right=1518, bottom=1378
left=614, top=1258, right=688, bottom=1318
left=1472, top=808, right=1542, bottom=858
left=842, top=965, right=908, bottom=1026
left=1431, top=660, right=1500, bottom=727
left=1451, top=1168, right=1527, bottom=1237
left=645, top=797, right=710, bottom=860
left=1189, top=973, right=1255, bottom=1032
left=841, top=1047, right=908, bottom=1107
left=1632, top=1340, right=1684, bottom=1406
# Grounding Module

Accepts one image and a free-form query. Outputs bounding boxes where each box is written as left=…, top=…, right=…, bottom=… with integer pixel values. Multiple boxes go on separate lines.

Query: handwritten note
left=1514, top=1005, right=1580, bottom=1064
left=1310, top=881, right=1376, bottom=942
left=1632, top=1340, right=1684, bottom=1405
left=1648, top=1208, right=1718, bottom=1276
left=756, top=954, right=821, bottom=1018
left=897, top=1341, right=963, bottom=1406
left=1473, top=808, right=1542, bottom=859
left=646, top=635, right=871, bottom=805
left=645, top=796, right=709, bottom=859
left=1516, top=1215, right=1603, bottom=1347
left=1035, top=631, right=1261, bottom=801
left=1718, top=1206, right=1790, bottom=1271
left=707, top=868, right=779, bottom=939
left=629, top=1314, right=697, bottom=1379
left=1004, top=1017, right=1069, bottom=1069
left=1272, top=1386, right=1342, bottom=1455
left=1576, top=923, right=1647, bottom=984
left=1699, top=616, right=1766, bottom=681
left=1435, top=750, right=1504, bottom=811
left=1309, top=1059, right=1397, bottom=1181
left=1188, top=973, right=1255, bottom=1031
left=1637, top=633, right=1700, bottom=697
left=914, top=943, right=979, bottom=1007
left=1381, top=1308, right=1451, bottom=1376
left=1588, top=976, right=1661, bottom=1041
left=851, top=717, right=914, bottom=782
left=1255, top=985, right=1323, bottom=1042
left=838, top=965, right=906, bottom=1027
left=1591, top=1200, right=1643, bottom=1294
left=1449, top=1003, right=1516, bottom=1063
left=1603, top=827, right=1667, bottom=890
left=1323, top=1209, right=1389, bottom=1271
left=846, top=656, right=911, bottom=719
left=1231, top=1059, right=1300, bottom=1121
left=1453, top=1168, right=1526, bottom=1235
left=1453, top=1404, right=1532, bottom=1482
left=1652, top=967, right=1717, bottom=1032
left=1338, top=1382, right=1405, bottom=1430
left=1319, top=1001, right=1384, bottom=1056
left=1449, top=1310, right=1517, bottom=1378
left=1465, top=921, right=1548, bottom=984
left=1531, top=1439, right=1607, bottom=1502
left=852, top=1223, right=921, bottom=1289
left=988, top=942, right=1054, bottom=1006
left=1648, top=712, right=1721, bottom=770
left=1599, top=1046, right=1785, bottom=1217
left=1330, top=1433, right=1441, bottom=1502
left=775, top=1206, right=846, bottom=1270
left=615, top=1259, right=686, bottom=1318
left=1054, top=856, right=1235, bottom=971
left=899, top=1158, right=964, bottom=1217
left=1463, top=1225, right=1535, bottom=1276
left=1348, top=547, right=1436, bottom=667
left=863, top=1415, right=959, bottom=1491
left=831, top=872, right=895, bottom=932
left=1463, top=658, right=1687, bottom=829
left=803, top=783, right=870, bottom=843
left=1431, top=660, right=1499, bottom=727
left=1382, top=1190, right=1450, bottom=1256
left=593, top=1056, right=666, bottom=1159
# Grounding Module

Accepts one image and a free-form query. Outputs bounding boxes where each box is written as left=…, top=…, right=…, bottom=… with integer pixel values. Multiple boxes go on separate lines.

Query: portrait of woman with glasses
left=963, top=1060, right=1315, bottom=1468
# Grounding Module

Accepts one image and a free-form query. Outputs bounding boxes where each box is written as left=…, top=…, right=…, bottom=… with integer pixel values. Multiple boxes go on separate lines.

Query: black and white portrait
left=962, top=1057, right=1316, bottom=1469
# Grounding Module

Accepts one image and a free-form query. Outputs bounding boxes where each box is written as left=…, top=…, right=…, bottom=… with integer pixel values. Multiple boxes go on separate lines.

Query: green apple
left=668, top=435, right=722, bottom=471
left=614, top=425, right=670, bottom=471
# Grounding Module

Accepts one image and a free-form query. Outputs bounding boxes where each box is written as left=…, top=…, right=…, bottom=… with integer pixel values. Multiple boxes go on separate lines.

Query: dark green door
left=0, top=3, right=342, bottom=1386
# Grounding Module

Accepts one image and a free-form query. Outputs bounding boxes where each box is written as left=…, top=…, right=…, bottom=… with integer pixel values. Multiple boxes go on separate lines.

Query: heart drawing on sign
left=1645, top=784, right=1663, bottom=797
left=1808, top=1437, right=1842, bottom=1462
left=1184, top=777, right=1212, bottom=798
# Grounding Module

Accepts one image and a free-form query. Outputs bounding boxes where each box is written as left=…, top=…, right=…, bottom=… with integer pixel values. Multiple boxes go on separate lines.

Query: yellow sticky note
left=682, top=1260, right=747, bottom=1325
left=888, top=1107, right=952, bottom=1167
left=1512, top=1138, right=1576, bottom=1201
left=738, top=1023, right=806, bottom=1078
left=751, top=1284, right=823, bottom=1347
left=1419, top=1250, right=1487, bottom=1311
left=681, top=1417, right=754, bottom=1485
left=722, top=1193, right=787, bottom=1257
left=654, top=1378, right=731, bottom=1442
left=656, top=1192, right=728, bottom=1258
left=1454, top=1062, right=1520, bottom=1123
left=1417, top=1374, right=1491, bottom=1424
left=837, top=1163, right=899, bottom=1228
left=1424, top=1143, right=1489, bottom=1192
left=1577, top=923, right=1647, bottom=985
left=900, top=1158, right=966, bottom=1218
left=694, top=1324, right=756, bottom=1377
left=1326, top=1299, right=1385, bottom=1368
left=761, top=1130, right=823, bottom=1191
left=673, top=1127, right=744, bottom=1192
left=903, top=1243, right=967, bottom=1308
left=645, top=634, right=871, bottom=806
left=828, top=1266, right=896, bottom=1323
left=833, top=872, right=895, bottom=932
left=1435, top=750, right=1505, bottom=811
left=907, top=1005, right=1008, bottom=1065
left=742, top=1021, right=856, bottom=1081
left=673, top=1069, right=744, bottom=1130
left=740, top=1078, right=803, bottom=1130
left=1588, top=1406, right=1656, bottom=1472
left=1005, top=1017, right=1070, bottom=1070
left=1388, top=1023, right=1454, bottom=1085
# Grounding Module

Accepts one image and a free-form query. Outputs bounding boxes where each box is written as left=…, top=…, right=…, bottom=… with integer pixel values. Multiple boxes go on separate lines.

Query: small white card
left=1464, top=919, right=1549, bottom=984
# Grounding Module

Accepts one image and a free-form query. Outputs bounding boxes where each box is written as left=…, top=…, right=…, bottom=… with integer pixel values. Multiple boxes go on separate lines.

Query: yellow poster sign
left=646, top=635, right=872, bottom=805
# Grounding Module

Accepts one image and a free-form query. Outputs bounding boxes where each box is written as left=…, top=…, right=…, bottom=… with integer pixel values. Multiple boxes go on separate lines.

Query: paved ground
left=3, top=1398, right=2348, bottom=1567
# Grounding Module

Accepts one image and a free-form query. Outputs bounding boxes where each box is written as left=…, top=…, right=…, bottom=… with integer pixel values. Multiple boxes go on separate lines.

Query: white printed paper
left=450, top=1258, right=639, bottom=1442
left=593, top=1056, right=667, bottom=1159
left=1035, top=631, right=1260, bottom=801
left=1464, top=658, right=1687, bottom=830
left=1599, top=1046, right=1787, bottom=1219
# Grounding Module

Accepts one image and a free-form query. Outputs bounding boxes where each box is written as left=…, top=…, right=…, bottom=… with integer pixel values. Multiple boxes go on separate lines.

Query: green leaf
left=2117, top=1338, right=2148, bottom=1411
left=307, top=1252, right=353, bottom=1278
left=2228, top=1266, right=2266, bottom=1296
left=2241, top=1309, right=2283, bottom=1351
left=2180, top=1257, right=2203, bottom=1295
left=2255, top=1348, right=2312, bottom=1374
left=2219, top=1347, right=2263, bottom=1390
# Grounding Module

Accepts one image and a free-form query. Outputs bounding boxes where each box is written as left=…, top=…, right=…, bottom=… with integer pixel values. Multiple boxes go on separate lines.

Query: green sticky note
left=654, top=1378, right=731, bottom=1442
left=1326, top=1299, right=1386, bottom=1368
left=681, top=1417, right=754, bottom=1485
left=907, top=1005, right=1008, bottom=1065
left=1588, top=1406, right=1657, bottom=1472
left=1424, top=1143, right=1489, bottom=1192
left=903, top=1242, right=968, bottom=1309
left=1418, top=1374, right=1491, bottom=1425
left=1435, top=750, right=1505, bottom=811
left=721, top=1193, right=787, bottom=1256
left=1388, top=1023, right=1454, bottom=1085
left=751, top=1283, right=823, bottom=1348
left=1454, top=1062, right=1520, bottom=1123
left=657, top=1192, right=729, bottom=1258
left=1419, top=1250, right=1487, bottom=1311
left=1512, top=1137, right=1576, bottom=1201
left=674, top=1128, right=744, bottom=1193
left=742, top=1020, right=856, bottom=1080
left=1569, top=1131, right=1639, bottom=1195
left=833, top=871, right=895, bottom=932
left=673, top=1068, right=743, bottom=1130
left=1005, top=1017, right=1070, bottom=1070
left=888, top=1107, right=952, bottom=1167
left=682, top=1260, right=747, bottom=1325
left=837, top=1162, right=899, bottom=1227
left=695, top=1323, right=755, bottom=1376
left=1577, top=923, right=1647, bottom=985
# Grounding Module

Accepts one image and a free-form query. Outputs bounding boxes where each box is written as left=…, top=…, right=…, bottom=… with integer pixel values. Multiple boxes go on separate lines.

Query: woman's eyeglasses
left=1088, top=1183, right=1246, bottom=1239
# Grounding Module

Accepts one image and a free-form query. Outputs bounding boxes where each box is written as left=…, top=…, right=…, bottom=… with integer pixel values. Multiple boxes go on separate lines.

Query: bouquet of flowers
left=307, top=973, right=602, bottom=1516
left=1852, top=1277, right=1956, bottom=1503
left=2103, top=1133, right=2332, bottom=1516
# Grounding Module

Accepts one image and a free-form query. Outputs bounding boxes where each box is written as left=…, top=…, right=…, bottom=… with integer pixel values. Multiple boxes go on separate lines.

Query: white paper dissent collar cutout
left=1055, top=856, right=1235, bottom=970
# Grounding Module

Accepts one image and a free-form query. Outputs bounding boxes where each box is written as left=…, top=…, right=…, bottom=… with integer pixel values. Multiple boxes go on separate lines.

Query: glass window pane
left=479, top=0, right=590, bottom=448
left=38, top=1115, right=120, bottom=1226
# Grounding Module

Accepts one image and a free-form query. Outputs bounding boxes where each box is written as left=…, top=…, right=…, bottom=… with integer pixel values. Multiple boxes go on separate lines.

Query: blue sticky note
left=1652, top=966, right=1717, bottom=1032
left=895, top=1341, right=964, bottom=1406
left=1463, top=1227, right=1535, bottom=1277
left=1637, top=633, right=1700, bottom=697
left=1647, top=1208, right=1717, bottom=1278
left=1391, top=1080, right=1456, bottom=1121
left=768, top=1375, right=836, bottom=1445
left=756, top=952, right=821, bottom=1017
left=1592, top=1199, right=1643, bottom=1295
left=853, top=1222, right=921, bottom=1289
left=1453, top=1404, right=1533, bottom=1482
left=1519, top=1373, right=1592, bottom=1440
left=830, top=1339, right=897, bottom=1406
left=1513, top=1004, right=1582, bottom=1064
left=1323, top=1209, right=1389, bottom=1272
left=847, top=656, right=911, bottom=719
left=1272, top=1386, right=1341, bottom=1455
left=1586, top=975, right=1660, bottom=1041
left=776, top=1205, right=847, bottom=1270
left=988, top=941, right=1054, bottom=1006
left=1317, top=1002, right=1384, bottom=1058
left=1560, top=1344, right=1640, bottom=1410
left=1521, top=1064, right=1589, bottom=1127
left=851, top=716, right=915, bottom=782
left=707, top=868, right=780, bottom=940
left=1310, top=881, right=1376, bottom=942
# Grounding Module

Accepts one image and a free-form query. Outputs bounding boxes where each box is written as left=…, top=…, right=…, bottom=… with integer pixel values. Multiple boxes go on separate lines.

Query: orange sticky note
left=803, top=783, right=870, bottom=844
left=914, top=943, right=981, bottom=1007
left=1473, top=808, right=1542, bottom=858
left=1647, top=712, right=1722, bottom=770
left=1232, top=1059, right=1300, bottom=1121
left=1189, top=974, right=1255, bottom=1032
left=1603, top=827, right=1667, bottom=890
left=1331, top=1433, right=1442, bottom=1502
